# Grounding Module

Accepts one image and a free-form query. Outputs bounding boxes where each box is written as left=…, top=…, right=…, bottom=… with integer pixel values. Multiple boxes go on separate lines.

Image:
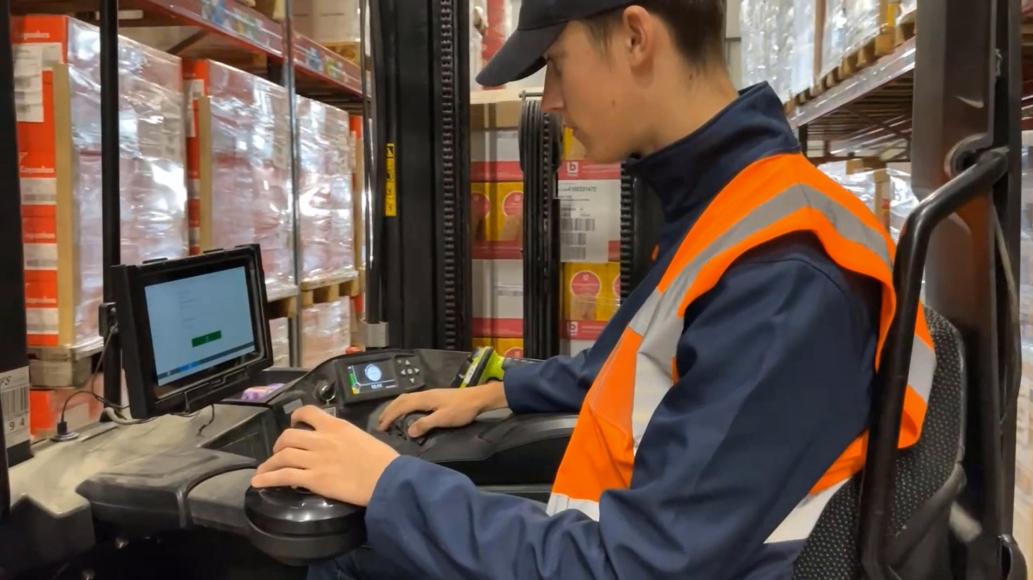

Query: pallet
left=27, top=338, right=104, bottom=388
left=300, top=271, right=360, bottom=308
left=267, top=294, right=299, bottom=320
left=895, top=11, right=917, bottom=46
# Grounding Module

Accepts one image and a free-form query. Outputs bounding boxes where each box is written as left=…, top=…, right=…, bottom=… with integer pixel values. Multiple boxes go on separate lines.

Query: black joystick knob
left=245, top=421, right=366, bottom=565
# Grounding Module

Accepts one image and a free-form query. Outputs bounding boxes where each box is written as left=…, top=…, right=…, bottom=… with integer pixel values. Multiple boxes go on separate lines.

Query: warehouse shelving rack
left=2, top=0, right=371, bottom=405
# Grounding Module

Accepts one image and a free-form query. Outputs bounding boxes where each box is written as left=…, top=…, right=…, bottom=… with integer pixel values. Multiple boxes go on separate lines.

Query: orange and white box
left=558, top=161, right=622, bottom=263
left=472, top=259, right=523, bottom=338
left=472, top=181, right=523, bottom=259
left=15, top=15, right=187, bottom=349
left=562, top=262, right=621, bottom=353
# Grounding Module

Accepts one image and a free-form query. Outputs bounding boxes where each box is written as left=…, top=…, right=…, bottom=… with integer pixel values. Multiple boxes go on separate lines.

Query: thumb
left=408, top=412, right=446, bottom=438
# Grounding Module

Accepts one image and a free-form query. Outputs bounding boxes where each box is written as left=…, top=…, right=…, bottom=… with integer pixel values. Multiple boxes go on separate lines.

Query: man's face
left=542, top=22, right=638, bottom=164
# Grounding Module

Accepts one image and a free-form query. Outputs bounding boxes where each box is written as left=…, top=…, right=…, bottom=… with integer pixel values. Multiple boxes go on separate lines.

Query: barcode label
left=563, top=247, right=588, bottom=261
left=1, top=367, right=30, bottom=447
left=562, top=233, right=589, bottom=247
left=561, top=218, right=596, bottom=232
left=2, top=385, right=28, bottom=419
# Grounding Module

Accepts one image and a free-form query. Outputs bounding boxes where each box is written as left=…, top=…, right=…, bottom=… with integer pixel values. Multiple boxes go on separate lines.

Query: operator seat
left=793, top=308, right=966, bottom=579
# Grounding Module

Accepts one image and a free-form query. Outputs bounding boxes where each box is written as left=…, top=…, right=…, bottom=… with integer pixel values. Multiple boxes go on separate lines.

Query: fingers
left=408, top=410, right=449, bottom=438
left=251, top=467, right=312, bottom=490
left=256, top=447, right=314, bottom=475
left=292, top=405, right=336, bottom=431
left=272, top=427, right=323, bottom=454
left=377, top=392, right=434, bottom=431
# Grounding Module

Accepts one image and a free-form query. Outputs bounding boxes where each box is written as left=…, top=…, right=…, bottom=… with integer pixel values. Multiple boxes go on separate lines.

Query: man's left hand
left=252, top=405, right=400, bottom=507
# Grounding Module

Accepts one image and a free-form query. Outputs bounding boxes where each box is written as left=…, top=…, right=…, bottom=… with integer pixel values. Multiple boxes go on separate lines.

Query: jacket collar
left=625, top=83, right=800, bottom=249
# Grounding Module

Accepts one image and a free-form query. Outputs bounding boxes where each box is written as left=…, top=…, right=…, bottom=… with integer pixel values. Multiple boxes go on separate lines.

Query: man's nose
left=541, top=67, right=563, bottom=114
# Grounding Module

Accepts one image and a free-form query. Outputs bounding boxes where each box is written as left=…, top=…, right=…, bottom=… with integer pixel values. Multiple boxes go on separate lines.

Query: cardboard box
left=563, top=128, right=589, bottom=162
left=472, top=129, right=522, bottom=182
left=472, top=259, right=523, bottom=338
left=292, top=0, right=361, bottom=44
left=472, top=337, right=524, bottom=359
left=15, top=16, right=188, bottom=349
left=185, top=59, right=296, bottom=298
left=29, top=386, right=102, bottom=440
left=470, top=89, right=525, bottom=130
left=562, top=262, right=620, bottom=343
left=297, top=95, right=356, bottom=286
left=472, top=181, right=523, bottom=259
left=558, top=161, right=622, bottom=263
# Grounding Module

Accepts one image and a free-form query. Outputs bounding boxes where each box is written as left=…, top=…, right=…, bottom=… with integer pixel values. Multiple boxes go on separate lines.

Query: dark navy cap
left=476, top=0, right=633, bottom=86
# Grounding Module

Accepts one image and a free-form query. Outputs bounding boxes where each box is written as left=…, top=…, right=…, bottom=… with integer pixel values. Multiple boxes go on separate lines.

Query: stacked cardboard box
left=560, top=130, right=622, bottom=356
left=185, top=59, right=295, bottom=300
left=471, top=93, right=525, bottom=345
left=14, top=15, right=189, bottom=350
left=301, top=298, right=352, bottom=368
left=297, top=96, right=356, bottom=286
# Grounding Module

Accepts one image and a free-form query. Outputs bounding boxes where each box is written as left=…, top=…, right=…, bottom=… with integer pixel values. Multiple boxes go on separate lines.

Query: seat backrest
left=793, top=308, right=966, bottom=579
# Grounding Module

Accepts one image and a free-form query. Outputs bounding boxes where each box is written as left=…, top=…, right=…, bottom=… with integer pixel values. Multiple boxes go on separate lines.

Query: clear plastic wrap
left=269, top=317, right=290, bottom=368
left=297, top=95, right=356, bottom=285
left=820, top=163, right=918, bottom=242
left=821, top=0, right=848, bottom=78
left=740, top=0, right=815, bottom=101
left=15, top=16, right=188, bottom=348
left=185, top=60, right=295, bottom=298
left=301, top=298, right=352, bottom=368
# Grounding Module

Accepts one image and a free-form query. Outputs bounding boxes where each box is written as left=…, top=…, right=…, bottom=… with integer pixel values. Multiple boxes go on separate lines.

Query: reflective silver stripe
left=626, top=184, right=896, bottom=452
left=764, top=480, right=848, bottom=544
left=909, top=335, right=936, bottom=403
left=547, top=493, right=601, bottom=521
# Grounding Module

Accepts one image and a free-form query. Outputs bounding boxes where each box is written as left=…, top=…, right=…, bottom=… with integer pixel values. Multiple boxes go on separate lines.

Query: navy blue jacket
left=318, top=84, right=879, bottom=580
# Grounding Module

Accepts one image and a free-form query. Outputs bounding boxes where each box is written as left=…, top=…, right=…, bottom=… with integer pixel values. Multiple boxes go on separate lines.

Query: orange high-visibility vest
left=547, top=154, right=936, bottom=544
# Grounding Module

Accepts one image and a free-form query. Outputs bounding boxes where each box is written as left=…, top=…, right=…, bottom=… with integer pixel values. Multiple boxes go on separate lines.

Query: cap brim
left=476, top=24, right=565, bottom=87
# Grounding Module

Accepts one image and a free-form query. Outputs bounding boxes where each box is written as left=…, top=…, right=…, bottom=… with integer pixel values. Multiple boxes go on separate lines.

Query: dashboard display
left=348, top=362, right=398, bottom=395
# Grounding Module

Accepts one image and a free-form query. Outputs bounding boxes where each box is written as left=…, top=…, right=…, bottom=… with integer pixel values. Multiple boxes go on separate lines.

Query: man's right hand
left=375, top=382, right=509, bottom=438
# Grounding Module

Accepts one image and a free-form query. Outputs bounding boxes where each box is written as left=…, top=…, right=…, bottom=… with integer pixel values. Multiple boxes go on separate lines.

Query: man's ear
left=621, top=5, right=656, bottom=68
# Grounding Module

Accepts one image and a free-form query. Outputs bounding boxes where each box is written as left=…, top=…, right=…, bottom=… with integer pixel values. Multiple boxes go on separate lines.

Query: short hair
left=583, top=1, right=727, bottom=67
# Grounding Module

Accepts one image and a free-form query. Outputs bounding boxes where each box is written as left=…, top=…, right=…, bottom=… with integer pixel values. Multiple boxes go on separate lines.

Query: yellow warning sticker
left=385, top=143, right=397, bottom=217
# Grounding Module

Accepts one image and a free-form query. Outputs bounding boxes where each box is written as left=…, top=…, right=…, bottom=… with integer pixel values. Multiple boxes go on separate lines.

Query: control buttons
left=315, top=380, right=336, bottom=404
left=408, top=378, right=417, bottom=385
left=414, top=368, right=420, bottom=375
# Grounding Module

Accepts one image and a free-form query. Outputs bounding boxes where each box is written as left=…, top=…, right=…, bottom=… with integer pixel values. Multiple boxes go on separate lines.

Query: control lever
left=244, top=421, right=366, bottom=565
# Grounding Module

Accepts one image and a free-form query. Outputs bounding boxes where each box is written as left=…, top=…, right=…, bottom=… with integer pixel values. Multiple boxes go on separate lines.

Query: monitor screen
left=346, top=361, right=399, bottom=395
left=115, top=245, right=272, bottom=418
left=145, top=267, right=257, bottom=388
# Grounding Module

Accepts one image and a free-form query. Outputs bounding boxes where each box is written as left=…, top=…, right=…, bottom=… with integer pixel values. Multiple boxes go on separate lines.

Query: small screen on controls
left=348, top=362, right=398, bottom=395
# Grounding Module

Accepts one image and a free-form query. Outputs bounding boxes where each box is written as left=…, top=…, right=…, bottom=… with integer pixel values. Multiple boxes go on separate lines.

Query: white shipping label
left=1, top=366, right=30, bottom=448
left=13, top=43, right=60, bottom=123
left=23, top=243, right=58, bottom=271
left=20, top=177, right=57, bottom=205
left=558, top=179, right=620, bottom=263
left=25, top=308, right=59, bottom=334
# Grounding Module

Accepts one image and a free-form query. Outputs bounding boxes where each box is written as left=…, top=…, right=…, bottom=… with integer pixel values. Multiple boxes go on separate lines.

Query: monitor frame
left=114, top=245, right=273, bottom=418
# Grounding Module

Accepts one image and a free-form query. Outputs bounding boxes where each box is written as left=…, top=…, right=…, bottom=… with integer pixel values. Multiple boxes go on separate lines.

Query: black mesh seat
left=794, top=308, right=966, bottom=579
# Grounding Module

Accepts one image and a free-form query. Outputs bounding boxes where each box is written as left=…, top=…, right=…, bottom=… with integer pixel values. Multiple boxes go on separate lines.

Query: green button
left=191, top=330, right=223, bottom=348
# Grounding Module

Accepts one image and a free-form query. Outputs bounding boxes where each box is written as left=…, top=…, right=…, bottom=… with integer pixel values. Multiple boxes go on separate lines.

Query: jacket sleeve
left=501, top=351, right=591, bottom=414
left=362, top=248, right=878, bottom=580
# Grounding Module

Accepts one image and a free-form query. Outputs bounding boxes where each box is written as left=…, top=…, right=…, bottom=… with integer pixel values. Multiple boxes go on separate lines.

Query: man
left=252, top=1, right=936, bottom=578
